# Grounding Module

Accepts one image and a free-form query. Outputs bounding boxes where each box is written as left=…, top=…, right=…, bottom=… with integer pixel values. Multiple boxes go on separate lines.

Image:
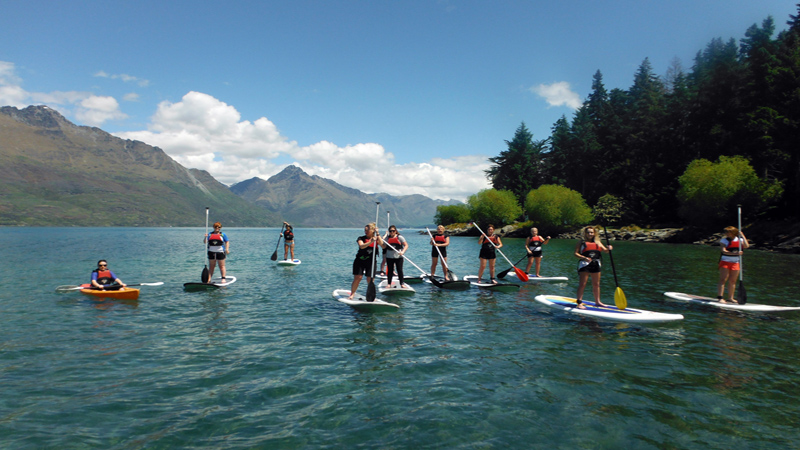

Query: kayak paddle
left=497, top=254, right=528, bottom=279
left=425, top=227, right=458, bottom=281
left=202, top=207, right=210, bottom=283
left=271, top=223, right=285, bottom=261
left=366, top=201, right=380, bottom=302
left=472, top=223, right=529, bottom=282
left=736, top=204, right=747, bottom=304
left=56, top=282, right=164, bottom=293
left=601, top=224, right=627, bottom=310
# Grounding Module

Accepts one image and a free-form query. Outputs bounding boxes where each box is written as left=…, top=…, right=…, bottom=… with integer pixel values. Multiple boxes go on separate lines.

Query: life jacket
left=387, top=236, right=402, bottom=247
left=356, top=235, right=377, bottom=259
left=720, top=237, right=742, bottom=262
left=93, top=269, right=113, bottom=285
left=528, top=235, right=545, bottom=251
left=580, top=241, right=602, bottom=261
left=433, top=234, right=447, bottom=244
left=284, top=230, right=294, bottom=241
left=207, top=232, right=224, bottom=247
left=481, top=235, right=499, bottom=251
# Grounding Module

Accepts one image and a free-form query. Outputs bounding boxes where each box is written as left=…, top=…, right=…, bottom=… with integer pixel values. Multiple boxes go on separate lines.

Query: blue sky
left=1, top=0, right=795, bottom=200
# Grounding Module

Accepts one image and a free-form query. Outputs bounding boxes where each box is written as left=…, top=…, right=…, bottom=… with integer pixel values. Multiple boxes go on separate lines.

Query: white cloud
left=115, top=91, right=488, bottom=201
left=94, top=70, right=150, bottom=87
left=123, top=92, right=140, bottom=102
left=75, top=96, right=128, bottom=126
left=530, top=81, right=582, bottom=109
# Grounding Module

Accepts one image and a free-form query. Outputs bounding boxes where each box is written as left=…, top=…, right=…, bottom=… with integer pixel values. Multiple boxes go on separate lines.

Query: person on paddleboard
left=430, top=224, right=451, bottom=281
left=204, top=222, right=230, bottom=281
left=384, top=225, right=409, bottom=288
left=90, top=260, right=126, bottom=290
left=525, top=227, right=551, bottom=277
left=349, top=222, right=384, bottom=299
left=282, top=222, right=295, bottom=261
left=574, top=226, right=612, bottom=308
left=717, top=226, right=749, bottom=303
left=477, top=224, right=502, bottom=284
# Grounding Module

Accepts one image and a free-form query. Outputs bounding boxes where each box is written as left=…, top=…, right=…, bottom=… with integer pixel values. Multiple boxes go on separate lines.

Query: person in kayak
left=574, top=226, right=612, bottom=308
left=282, top=222, right=295, bottom=261
left=204, top=222, right=230, bottom=281
left=524, top=227, right=550, bottom=277
left=717, top=225, right=749, bottom=303
left=430, top=224, right=451, bottom=281
left=349, top=222, right=384, bottom=299
left=477, top=224, right=502, bottom=284
left=90, top=260, right=126, bottom=290
left=384, top=225, right=409, bottom=288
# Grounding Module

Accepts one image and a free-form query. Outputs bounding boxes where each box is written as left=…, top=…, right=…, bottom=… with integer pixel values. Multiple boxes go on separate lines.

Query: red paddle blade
left=514, top=267, right=529, bottom=282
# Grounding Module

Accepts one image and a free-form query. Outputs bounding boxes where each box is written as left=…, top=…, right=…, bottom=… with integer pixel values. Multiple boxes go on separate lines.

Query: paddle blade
left=270, top=250, right=278, bottom=261
left=428, top=275, right=444, bottom=288
left=202, top=266, right=209, bottom=283
left=615, top=286, right=627, bottom=310
left=366, top=281, right=377, bottom=302
left=447, top=269, right=457, bottom=281
left=514, top=267, right=529, bottom=282
left=55, top=285, right=81, bottom=293
left=497, top=267, right=512, bottom=279
left=736, top=281, right=747, bottom=305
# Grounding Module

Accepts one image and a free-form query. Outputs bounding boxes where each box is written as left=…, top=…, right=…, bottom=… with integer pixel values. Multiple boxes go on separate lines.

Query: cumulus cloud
left=530, top=81, right=582, bottom=109
left=115, top=91, right=489, bottom=200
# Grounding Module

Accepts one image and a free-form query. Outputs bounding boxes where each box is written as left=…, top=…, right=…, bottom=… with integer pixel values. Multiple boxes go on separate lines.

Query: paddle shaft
left=271, top=223, right=285, bottom=261
left=202, top=207, right=209, bottom=282
left=601, top=225, right=620, bottom=287
left=737, top=205, right=744, bottom=283
left=366, top=202, right=380, bottom=301
left=497, top=254, right=528, bottom=278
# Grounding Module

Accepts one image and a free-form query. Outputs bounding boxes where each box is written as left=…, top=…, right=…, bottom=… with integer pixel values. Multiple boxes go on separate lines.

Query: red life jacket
left=387, top=236, right=402, bottom=246
left=93, top=269, right=113, bottom=285
left=208, top=232, right=224, bottom=247
left=580, top=241, right=602, bottom=260
left=434, top=234, right=447, bottom=244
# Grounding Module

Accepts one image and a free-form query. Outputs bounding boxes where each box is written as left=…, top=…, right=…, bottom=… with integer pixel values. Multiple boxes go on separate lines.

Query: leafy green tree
left=592, top=194, right=625, bottom=225
left=677, top=156, right=783, bottom=226
left=467, top=189, right=522, bottom=228
left=486, top=122, right=548, bottom=206
left=434, top=204, right=470, bottom=225
left=525, top=185, right=593, bottom=233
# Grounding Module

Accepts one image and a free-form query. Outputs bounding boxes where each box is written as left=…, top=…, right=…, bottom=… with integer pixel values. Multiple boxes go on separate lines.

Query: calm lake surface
left=2, top=227, right=800, bottom=449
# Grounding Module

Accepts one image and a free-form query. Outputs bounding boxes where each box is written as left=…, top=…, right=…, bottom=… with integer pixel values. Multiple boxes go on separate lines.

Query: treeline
left=475, top=8, right=800, bottom=229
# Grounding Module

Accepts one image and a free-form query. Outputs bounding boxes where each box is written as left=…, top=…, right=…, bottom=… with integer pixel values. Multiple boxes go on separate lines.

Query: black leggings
left=386, top=258, right=404, bottom=284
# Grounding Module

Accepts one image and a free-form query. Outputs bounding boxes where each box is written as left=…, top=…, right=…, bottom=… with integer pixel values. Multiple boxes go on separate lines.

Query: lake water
left=2, top=227, right=800, bottom=449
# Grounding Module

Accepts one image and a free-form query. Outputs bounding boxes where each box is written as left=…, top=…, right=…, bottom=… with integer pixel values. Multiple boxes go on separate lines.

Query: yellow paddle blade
left=615, top=287, right=627, bottom=310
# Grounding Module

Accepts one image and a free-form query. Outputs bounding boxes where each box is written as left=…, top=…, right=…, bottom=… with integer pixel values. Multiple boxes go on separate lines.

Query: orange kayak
left=80, top=286, right=140, bottom=300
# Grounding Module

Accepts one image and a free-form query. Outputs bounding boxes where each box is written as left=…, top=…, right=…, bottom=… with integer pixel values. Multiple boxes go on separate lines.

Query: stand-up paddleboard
left=506, top=272, right=568, bottom=282
left=535, top=295, right=684, bottom=323
left=80, top=286, right=140, bottom=300
left=183, top=276, right=238, bottom=291
left=277, top=259, right=301, bottom=266
left=663, top=292, right=800, bottom=312
left=332, top=289, right=399, bottom=312
left=463, top=275, right=521, bottom=292
left=376, top=273, right=424, bottom=284
left=378, top=279, right=416, bottom=295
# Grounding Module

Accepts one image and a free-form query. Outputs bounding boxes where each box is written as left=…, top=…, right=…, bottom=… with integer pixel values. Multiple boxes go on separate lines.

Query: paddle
left=601, top=224, right=627, bottom=310
left=202, top=207, right=210, bottom=282
left=471, top=223, right=529, bottom=282
left=365, top=202, right=380, bottom=302
left=56, top=282, right=164, bottom=293
left=383, top=241, right=469, bottom=290
left=270, top=223, right=285, bottom=261
left=736, top=204, right=747, bottom=305
left=425, top=227, right=457, bottom=281
left=497, top=255, right=528, bottom=279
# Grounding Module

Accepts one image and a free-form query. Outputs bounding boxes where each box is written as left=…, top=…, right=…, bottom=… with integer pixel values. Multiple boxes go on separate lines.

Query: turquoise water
left=2, top=227, right=800, bottom=449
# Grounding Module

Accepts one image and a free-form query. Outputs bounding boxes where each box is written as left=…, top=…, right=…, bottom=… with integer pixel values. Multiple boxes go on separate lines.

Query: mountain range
left=0, top=105, right=456, bottom=227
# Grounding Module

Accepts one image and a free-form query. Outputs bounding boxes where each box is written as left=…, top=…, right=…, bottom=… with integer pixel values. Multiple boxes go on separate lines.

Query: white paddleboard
left=332, top=289, right=399, bottom=312
left=463, top=275, right=520, bottom=292
left=277, top=259, right=301, bottom=266
left=506, top=272, right=568, bottom=282
left=663, top=292, right=800, bottom=312
left=378, top=279, right=416, bottom=295
left=535, top=295, right=684, bottom=323
left=376, top=273, right=425, bottom=284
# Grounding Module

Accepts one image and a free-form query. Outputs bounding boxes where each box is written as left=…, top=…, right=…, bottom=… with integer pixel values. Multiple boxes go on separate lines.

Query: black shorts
left=352, top=257, right=377, bottom=276
left=578, top=260, right=601, bottom=273
left=431, top=247, right=447, bottom=258
left=528, top=250, right=543, bottom=258
left=479, top=249, right=496, bottom=260
left=208, top=251, right=226, bottom=260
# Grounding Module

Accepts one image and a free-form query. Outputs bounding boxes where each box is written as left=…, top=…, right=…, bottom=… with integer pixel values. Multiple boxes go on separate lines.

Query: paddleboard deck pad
left=376, top=274, right=424, bottom=284
left=184, top=276, right=238, bottom=291
left=506, top=272, right=568, bottom=282
left=535, top=295, right=684, bottom=323
left=663, top=292, right=800, bottom=312
left=463, top=276, right=520, bottom=292
left=277, top=259, right=301, bottom=266
left=378, top=280, right=416, bottom=295
left=332, top=289, right=399, bottom=312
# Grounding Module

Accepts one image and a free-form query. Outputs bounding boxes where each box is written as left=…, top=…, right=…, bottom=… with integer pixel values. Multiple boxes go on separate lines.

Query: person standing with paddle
left=524, top=227, right=550, bottom=277
left=429, top=225, right=451, bottom=281
left=204, top=222, right=230, bottom=281
left=477, top=224, right=502, bottom=284
left=90, top=260, right=126, bottom=290
left=349, top=222, right=384, bottom=300
left=384, top=225, right=409, bottom=288
left=574, top=226, right=612, bottom=308
left=282, top=222, right=295, bottom=261
left=717, top=225, right=749, bottom=304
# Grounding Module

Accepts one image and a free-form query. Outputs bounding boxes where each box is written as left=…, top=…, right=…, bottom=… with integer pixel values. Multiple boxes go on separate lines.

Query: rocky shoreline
left=436, top=222, right=800, bottom=254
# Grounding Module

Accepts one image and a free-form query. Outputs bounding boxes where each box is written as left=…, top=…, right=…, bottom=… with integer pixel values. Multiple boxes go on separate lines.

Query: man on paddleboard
left=204, top=222, right=230, bottom=281
left=90, top=260, right=126, bottom=290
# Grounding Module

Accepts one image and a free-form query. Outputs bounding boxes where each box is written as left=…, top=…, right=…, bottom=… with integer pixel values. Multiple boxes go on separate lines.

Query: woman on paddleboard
left=477, top=224, right=502, bottom=284
left=717, top=226, right=749, bottom=303
left=282, top=222, right=295, bottom=261
left=349, top=222, right=384, bottom=299
left=204, top=222, right=230, bottom=281
left=525, top=227, right=550, bottom=277
left=384, top=225, right=409, bottom=288
left=574, top=226, right=612, bottom=308
left=90, top=260, right=126, bottom=290
left=430, top=225, right=451, bottom=281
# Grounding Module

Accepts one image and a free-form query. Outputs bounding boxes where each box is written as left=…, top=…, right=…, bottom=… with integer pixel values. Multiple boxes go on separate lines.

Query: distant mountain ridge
left=231, top=166, right=459, bottom=227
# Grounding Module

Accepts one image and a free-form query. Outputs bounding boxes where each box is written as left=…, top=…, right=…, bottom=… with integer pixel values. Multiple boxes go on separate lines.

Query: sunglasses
left=98, top=264, right=107, bottom=267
